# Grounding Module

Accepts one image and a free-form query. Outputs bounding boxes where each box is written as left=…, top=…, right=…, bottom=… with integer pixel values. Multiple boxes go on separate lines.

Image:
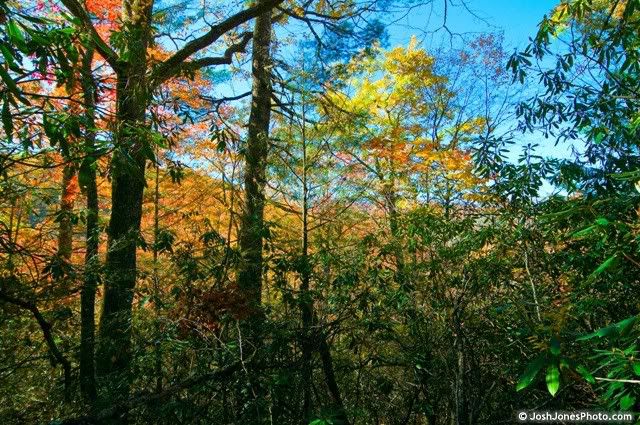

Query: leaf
left=577, top=316, right=638, bottom=341
left=0, top=43, right=19, bottom=71
left=309, top=420, right=332, bottom=425
left=2, top=97, right=12, bottom=143
left=546, top=363, right=560, bottom=396
left=138, top=295, right=151, bottom=307
left=575, top=365, right=595, bottom=384
left=550, top=336, right=561, bottom=356
left=590, top=254, right=617, bottom=278
left=633, top=363, right=640, bottom=377
left=610, top=169, right=640, bottom=181
left=617, top=316, right=638, bottom=337
left=516, top=354, right=546, bottom=391
left=620, top=394, right=635, bottom=411
left=7, top=20, right=25, bottom=47
left=0, top=66, right=20, bottom=98
left=572, top=225, right=596, bottom=238
left=43, top=113, right=61, bottom=146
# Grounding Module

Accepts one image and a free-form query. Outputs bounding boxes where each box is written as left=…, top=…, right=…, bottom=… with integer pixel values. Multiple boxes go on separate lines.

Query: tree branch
left=57, top=362, right=243, bottom=424
left=181, top=32, right=253, bottom=73
left=0, top=289, right=73, bottom=400
left=59, top=0, right=120, bottom=70
left=150, top=0, right=284, bottom=86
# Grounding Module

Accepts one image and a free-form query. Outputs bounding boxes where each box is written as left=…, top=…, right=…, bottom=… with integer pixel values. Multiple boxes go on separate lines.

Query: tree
left=57, top=0, right=285, bottom=406
left=237, top=0, right=274, bottom=330
left=506, top=0, right=640, bottom=410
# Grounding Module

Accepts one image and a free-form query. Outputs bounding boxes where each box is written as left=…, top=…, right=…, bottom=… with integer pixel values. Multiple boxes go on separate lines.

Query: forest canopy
left=0, top=0, right=639, bottom=424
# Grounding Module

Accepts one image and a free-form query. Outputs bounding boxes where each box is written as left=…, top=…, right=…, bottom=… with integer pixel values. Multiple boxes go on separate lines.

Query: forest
left=0, top=0, right=639, bottom=423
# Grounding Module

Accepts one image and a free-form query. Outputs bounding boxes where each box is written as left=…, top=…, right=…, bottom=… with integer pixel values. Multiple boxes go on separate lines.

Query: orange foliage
left=62, top=173, right=80, bottom=204
left=86, top=0, right=121, bottom=34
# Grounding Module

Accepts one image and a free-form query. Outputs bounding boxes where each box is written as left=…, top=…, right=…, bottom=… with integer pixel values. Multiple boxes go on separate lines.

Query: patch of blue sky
left=155, top=1, right=576, bottom=196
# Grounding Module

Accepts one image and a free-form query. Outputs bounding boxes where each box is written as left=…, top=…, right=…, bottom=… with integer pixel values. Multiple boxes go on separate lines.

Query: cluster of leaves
left=504, top=0, right=640, bottom=411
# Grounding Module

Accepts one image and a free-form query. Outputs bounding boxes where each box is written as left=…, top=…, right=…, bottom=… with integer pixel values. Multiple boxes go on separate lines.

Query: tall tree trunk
left=95, top=74, right=147, bottom=393
left=79, top=42, right=99, bottom=404
left=57, top=165, right=76, bottom=260
left=299, top=98, right=313, bottom=424
left=453, top=311, right=468, bottom=425
left=382, top=177, right=408, bottom=290
left=318, top=337, right=350, bottom=425
left=95, top=5, right=152, bottom=408
left=236, top=6, right=272, bottom=423
left=152, top=153, right=163, bottom=393
left=237, top=0, right=273, bottom=324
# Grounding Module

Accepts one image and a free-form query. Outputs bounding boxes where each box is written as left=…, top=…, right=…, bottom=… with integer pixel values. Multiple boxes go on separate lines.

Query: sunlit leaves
left=577, top=316, right=638, bottom=341
left=546, top=363, right=560, bottom=396
left=516, top=354, right=546, bottom=392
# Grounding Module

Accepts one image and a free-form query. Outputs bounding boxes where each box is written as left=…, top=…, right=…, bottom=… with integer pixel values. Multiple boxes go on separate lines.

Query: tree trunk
left=382, top=177, right=408, bottom=290
left=299, top=98, right=313, bottom=424
left=57, top=164, right=76, bottom=260
left=95, top=74, right=147, bottom=391
left=318, top=337, right=350, bottom=425
left=453, top=314, right=468, bottom=425
left=95, top=6, right=152, bottom=407
left=152, top=153, right=163, bottom=393
left=235, top=6, right=273, bottom=424
left=237, top=0, right=273, bottom=324
left=79, top=42, right=98, bottom=404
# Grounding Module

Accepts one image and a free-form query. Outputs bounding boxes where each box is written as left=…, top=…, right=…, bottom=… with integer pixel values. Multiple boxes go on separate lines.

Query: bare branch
left=58, top=0, right=120, bottom=70
left=150, top=0, right=284, bottom=86
left=0, top=288, right=73, bottom=400
left=58, top=362, right=243, bottom=424
left=181, top=32, right=253, bottom=73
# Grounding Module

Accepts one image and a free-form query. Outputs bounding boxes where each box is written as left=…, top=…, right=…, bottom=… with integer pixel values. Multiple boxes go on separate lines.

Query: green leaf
left=577, top=316, right=638, bottom=341
left=309, top=420, right=332, bottom=425
left=590, top=254, right=617, bottom=278
left=610, top=169, right=640, bottom=181
left=43, top=113, right=61, bottom=146
left=617, top=316, right=638, bottom=337
left=0, top=66, right=20, bottom=98
left=546, top=363, right=560, bottom=396
left=572, top=225, right=596, bottom=238
left=7, top=20, right=25, bottom=45
left=2, top=97, right=12, bottom=143
left=575, top=365, right=595, bottom=384
left=0, top=43, right=19, bottom=71
left=633, top=363, right=640, bottom=377
left=550, top=336, right=561, bottom=356
left=516, top=354, right=546, bottom=391
left=620, top=394, right=635, bottom=411
left=138, top=295, right=151, bottom=307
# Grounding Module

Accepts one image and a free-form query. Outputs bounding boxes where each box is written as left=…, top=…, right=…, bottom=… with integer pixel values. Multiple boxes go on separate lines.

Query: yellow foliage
left=321, top=37, right=486, bottom=204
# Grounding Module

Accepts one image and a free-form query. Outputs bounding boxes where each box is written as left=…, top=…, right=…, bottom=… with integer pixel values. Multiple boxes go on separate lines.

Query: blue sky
left=384, top=0, right=575, bottom=195
left=214, top=1, right=569, bottom=196
left=387, top=0, right=559, bottom=49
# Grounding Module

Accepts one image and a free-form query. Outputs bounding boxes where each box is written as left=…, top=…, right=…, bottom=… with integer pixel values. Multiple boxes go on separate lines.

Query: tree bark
left=299, top=98, right=313, bottom=424
left=382, top=177, right=408, bottom=290
left=79, top=42, right=99, bottom=404
left=95, top=2, right=152, bottom=408
left=237, top=0, right=273, bottom=325
left=57, top=164, right=76, bottom=260
left=453, top=311, right=468, bottom=425
left=235, top=5, right=272, bottom=423
left=318, top=337, right=350, bottom=425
